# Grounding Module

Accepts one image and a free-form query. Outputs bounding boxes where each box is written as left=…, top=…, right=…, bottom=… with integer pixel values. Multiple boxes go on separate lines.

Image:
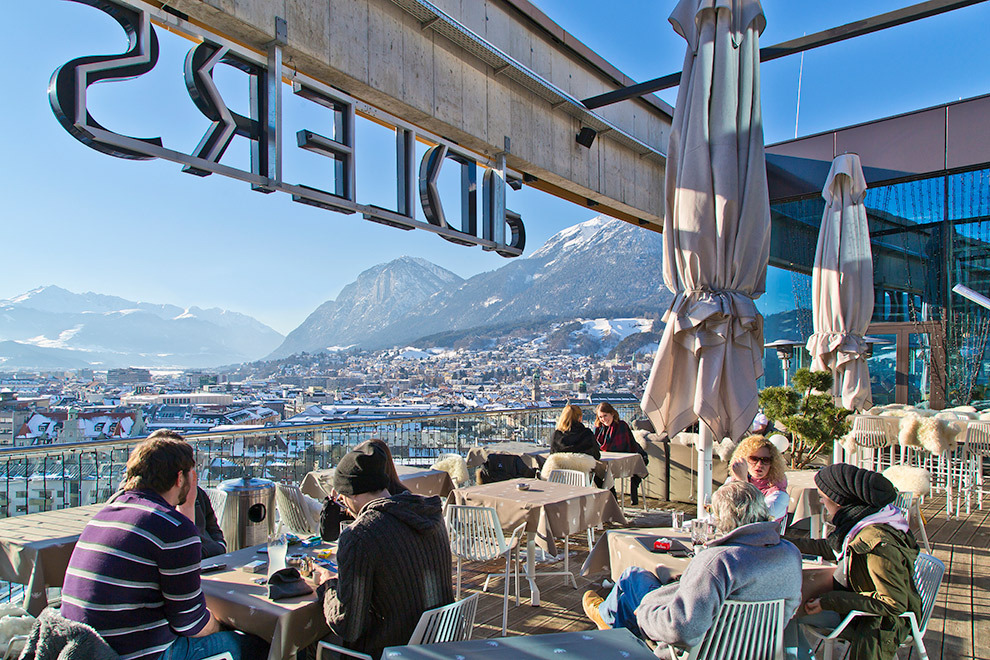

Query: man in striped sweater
left=61, top=430, right=267, bottom=660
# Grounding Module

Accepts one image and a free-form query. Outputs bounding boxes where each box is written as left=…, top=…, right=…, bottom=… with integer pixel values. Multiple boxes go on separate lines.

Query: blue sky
left=3, top=1, right=988, bottom=334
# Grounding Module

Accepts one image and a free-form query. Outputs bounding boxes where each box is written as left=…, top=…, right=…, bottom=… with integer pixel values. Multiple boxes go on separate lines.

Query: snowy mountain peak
left=530, top=215, right=622, bottom=260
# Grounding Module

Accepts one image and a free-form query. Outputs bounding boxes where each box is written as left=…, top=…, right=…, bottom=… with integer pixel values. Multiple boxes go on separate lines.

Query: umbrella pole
left=831, top=368, right=845, bottom=465
left=698, top=423, right=714, bottom=519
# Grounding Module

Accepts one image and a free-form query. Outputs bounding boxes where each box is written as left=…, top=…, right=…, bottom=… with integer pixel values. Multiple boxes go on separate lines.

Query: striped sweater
left=61, top=489, right=210, bottom=660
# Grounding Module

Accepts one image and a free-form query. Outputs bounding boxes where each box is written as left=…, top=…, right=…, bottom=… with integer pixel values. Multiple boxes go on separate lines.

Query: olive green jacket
left=790, top=524, right=922, bottom=660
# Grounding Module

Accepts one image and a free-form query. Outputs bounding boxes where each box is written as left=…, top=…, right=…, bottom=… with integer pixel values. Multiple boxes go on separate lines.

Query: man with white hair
left=583, top=481, right=803, bottom=650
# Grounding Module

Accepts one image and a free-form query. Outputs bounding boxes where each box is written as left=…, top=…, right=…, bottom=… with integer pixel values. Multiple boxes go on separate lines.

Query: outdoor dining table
left=382, top=627, right=655, bottom=659
left=581, top=526, right=836, bottom=603
left=201, top=543, right=331, bottom=660
left=451, top=478, right=625, bottom=606
left=0, top=503, right=105, bottom=615
left=300, top=464, right=454, bottom=500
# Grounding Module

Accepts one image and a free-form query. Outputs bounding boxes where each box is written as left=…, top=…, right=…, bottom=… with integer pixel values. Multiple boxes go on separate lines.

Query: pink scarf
left=749, top=475, right=786, bottom=497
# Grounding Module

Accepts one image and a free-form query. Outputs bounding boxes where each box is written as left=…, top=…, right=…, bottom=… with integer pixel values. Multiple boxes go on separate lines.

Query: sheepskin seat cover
left=883, top=465, right=932, bottom=498
left=541, top=452, right=597, bottom=481
left=431, top=453, right=470, bottom=487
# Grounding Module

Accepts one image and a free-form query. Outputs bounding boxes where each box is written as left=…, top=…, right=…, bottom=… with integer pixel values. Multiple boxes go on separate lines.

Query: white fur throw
left=674, top=432, right=699, bottom=447
left=431, top=454, right=470, bottom=487
left=0, top=609, right=34, bottom=660
left=541, top=452, right=597, bottom=480
left=883, top=465, right=932, bottom=498
left=631, top=429, right=657, bottom=452
left=714, top=438, right=738, bottom=463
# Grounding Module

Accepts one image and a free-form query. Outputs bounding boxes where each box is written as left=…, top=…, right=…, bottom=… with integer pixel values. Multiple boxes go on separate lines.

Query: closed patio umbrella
left=806, top=154, right=874, bottom=435
left=641, top=0, right=771, bottom=515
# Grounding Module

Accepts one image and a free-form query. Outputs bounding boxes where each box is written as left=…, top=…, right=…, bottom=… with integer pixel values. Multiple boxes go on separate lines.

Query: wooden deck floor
left=455, top=495, right=989, bottom=660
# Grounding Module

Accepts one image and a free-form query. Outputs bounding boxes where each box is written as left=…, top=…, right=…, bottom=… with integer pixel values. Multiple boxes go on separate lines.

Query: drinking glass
left=670, top=510, right=684, bottom=529
left=690, top=519, right=708, bottom=548
left=267, top=533, right=289, bottom=577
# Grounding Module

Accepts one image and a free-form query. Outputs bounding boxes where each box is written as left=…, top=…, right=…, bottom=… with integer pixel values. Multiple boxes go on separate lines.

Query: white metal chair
left=957, top=421, right=990, bottom=515
left=274, top=483, right=319, bottom=536
left=547, top=468, right=595, bottom=583
left=805, top=553, right=945, bottom=660
left=847, top=415, right=899, bottom=472
left=663, top=598, right=785, bottom=660
left=894, top=491, right=931, bottom=554
left=203, top=486, right=227, bottom=526
left=444, top=505, right=524, bottom=636
left=316, top=593, right=480, bottom=660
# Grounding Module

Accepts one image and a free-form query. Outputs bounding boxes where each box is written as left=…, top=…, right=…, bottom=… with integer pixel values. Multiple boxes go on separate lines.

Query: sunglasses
left=747, top=455, right=773, bottom=465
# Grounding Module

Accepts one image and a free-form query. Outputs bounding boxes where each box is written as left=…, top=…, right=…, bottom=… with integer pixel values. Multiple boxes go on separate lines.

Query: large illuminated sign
left=50, top=0, right=525, bottom=257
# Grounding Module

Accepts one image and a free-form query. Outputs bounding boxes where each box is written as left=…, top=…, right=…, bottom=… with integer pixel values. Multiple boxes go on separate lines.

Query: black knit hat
left=333, top=444, right=390, bottom=496
left=815, top=463, right=897, bottom=508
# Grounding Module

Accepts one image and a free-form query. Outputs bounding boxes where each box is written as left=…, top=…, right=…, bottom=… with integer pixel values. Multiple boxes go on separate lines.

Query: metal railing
left=0, top=404, right=644, bottom=517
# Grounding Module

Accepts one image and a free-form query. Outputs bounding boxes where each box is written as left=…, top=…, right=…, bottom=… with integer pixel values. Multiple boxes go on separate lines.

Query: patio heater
left=862, top=336, right=893, bottom=359
left=764, top=339, right=805, bottom=387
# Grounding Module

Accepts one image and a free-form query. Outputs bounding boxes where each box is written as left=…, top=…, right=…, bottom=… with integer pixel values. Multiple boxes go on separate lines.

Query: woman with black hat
left=785, top=463, right=922, bottom=660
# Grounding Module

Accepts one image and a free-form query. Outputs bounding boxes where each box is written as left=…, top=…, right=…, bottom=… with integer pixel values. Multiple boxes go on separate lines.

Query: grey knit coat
left=636, top=521, right=803, bottom=650
left=320, top=492, right=453, bottom=659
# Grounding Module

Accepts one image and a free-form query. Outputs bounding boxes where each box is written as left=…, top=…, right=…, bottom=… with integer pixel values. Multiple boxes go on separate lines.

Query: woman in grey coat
left=583, top=481, right=803, bottom=651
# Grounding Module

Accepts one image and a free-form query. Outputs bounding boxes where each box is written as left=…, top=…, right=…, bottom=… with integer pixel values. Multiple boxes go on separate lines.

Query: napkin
left=267, top=567, right=314, bottom=600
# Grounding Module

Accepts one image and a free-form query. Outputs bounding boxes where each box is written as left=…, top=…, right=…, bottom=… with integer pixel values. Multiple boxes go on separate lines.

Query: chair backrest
left=685, top=599, right=785, bottom=660
left=893, top=491, right=913, bottom=517
left=913, top=553, right=946, bottom=634
left=275, top=483, right=317, bottom=535
left=849, top=415, right=898, bottom=448
left=964, top=421, right=990, bottom=453
left=444, top=505, right=509, bottom=562
left=547, top=468, right=590, bottom=487
left=204, top=487, right=227, bottom=526
left=407, top=593, right=480, bottom=645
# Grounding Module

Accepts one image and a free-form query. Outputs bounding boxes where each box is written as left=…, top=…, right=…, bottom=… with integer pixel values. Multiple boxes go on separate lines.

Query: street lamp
left=764, top=339, right=806, bottom=387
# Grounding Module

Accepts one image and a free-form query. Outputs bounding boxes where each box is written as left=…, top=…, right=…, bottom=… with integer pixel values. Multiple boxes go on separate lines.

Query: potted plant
left=759, top=369, right=853, bottom=469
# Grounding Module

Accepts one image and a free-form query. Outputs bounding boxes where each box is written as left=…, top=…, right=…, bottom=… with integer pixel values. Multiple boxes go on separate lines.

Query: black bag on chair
left=477, top=453, right=536, bottom=484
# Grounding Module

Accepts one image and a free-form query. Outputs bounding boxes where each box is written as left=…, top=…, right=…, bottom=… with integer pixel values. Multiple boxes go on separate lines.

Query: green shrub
left=759, top=368, right=853, bottom=469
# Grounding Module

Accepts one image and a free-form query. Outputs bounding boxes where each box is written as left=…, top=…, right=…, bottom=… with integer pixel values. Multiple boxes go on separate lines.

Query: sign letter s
left=48, top=0, right=162, bottom=159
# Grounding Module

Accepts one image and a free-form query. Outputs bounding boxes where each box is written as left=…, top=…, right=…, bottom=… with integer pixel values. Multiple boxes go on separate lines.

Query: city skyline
left=4, top=1, right=987, bottom=334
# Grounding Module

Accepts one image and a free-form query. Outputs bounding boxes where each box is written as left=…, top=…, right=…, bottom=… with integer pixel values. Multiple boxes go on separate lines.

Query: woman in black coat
left=549, top=404, right=600, bottom=459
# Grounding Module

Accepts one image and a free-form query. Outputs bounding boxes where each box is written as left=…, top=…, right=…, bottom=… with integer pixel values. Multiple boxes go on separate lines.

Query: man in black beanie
left=784, top=463, right=921, bottom=660
left=311, top=444, right=453, bottom=659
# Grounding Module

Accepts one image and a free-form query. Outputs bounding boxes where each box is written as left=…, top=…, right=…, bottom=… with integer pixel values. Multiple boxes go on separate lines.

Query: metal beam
left=582, top=0, right=987, bottom=109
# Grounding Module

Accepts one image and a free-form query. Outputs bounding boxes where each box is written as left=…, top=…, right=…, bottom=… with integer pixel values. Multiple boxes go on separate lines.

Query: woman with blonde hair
left=728, top=434, right=789, bottom=520
left=550, top=404, right=600, bottom=459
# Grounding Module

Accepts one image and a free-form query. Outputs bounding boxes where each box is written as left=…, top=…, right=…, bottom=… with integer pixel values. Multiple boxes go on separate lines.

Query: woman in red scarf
left=728, top=435, right=788, bottom=521
left=595, top=403, right=648, bottom=505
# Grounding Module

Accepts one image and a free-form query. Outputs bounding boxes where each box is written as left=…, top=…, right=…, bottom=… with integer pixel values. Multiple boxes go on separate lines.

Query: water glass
left=690, top=519, right=709, bottom=547
left=670, top=510, right=684, bottom=529
left=267, top=533, right=289, bottom=577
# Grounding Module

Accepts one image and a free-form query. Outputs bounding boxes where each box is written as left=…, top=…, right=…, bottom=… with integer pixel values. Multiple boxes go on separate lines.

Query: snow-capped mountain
left=269, top=257, right=464, bottom=358
left=0, top=286, right=284, bottom=369
left=275, top=216, right=673, bottom=352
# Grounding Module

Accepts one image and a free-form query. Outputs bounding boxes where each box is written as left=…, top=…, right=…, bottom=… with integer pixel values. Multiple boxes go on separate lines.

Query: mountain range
left=269, top=215, right=673, bottom=355
left=0, top=287, right=284, bottom=369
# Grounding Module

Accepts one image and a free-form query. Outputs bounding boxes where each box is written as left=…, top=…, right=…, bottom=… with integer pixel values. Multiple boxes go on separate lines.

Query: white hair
left=711, top=481, right=771, bottom=535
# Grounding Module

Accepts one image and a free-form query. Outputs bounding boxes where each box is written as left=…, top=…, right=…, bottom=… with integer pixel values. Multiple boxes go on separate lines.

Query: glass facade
left=767, top=167, right=990, bottom=407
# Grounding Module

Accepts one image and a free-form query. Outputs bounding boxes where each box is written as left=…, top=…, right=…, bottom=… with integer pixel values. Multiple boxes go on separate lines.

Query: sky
left=3, top=1, right=989, bottom=334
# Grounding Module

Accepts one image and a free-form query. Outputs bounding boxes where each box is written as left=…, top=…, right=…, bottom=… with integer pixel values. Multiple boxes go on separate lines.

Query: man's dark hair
left=123, top=429, right=195, bottom=494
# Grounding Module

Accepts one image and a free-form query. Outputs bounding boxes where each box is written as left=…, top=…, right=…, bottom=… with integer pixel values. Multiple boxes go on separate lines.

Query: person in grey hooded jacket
left=584, top=481, right=803, bottom=651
